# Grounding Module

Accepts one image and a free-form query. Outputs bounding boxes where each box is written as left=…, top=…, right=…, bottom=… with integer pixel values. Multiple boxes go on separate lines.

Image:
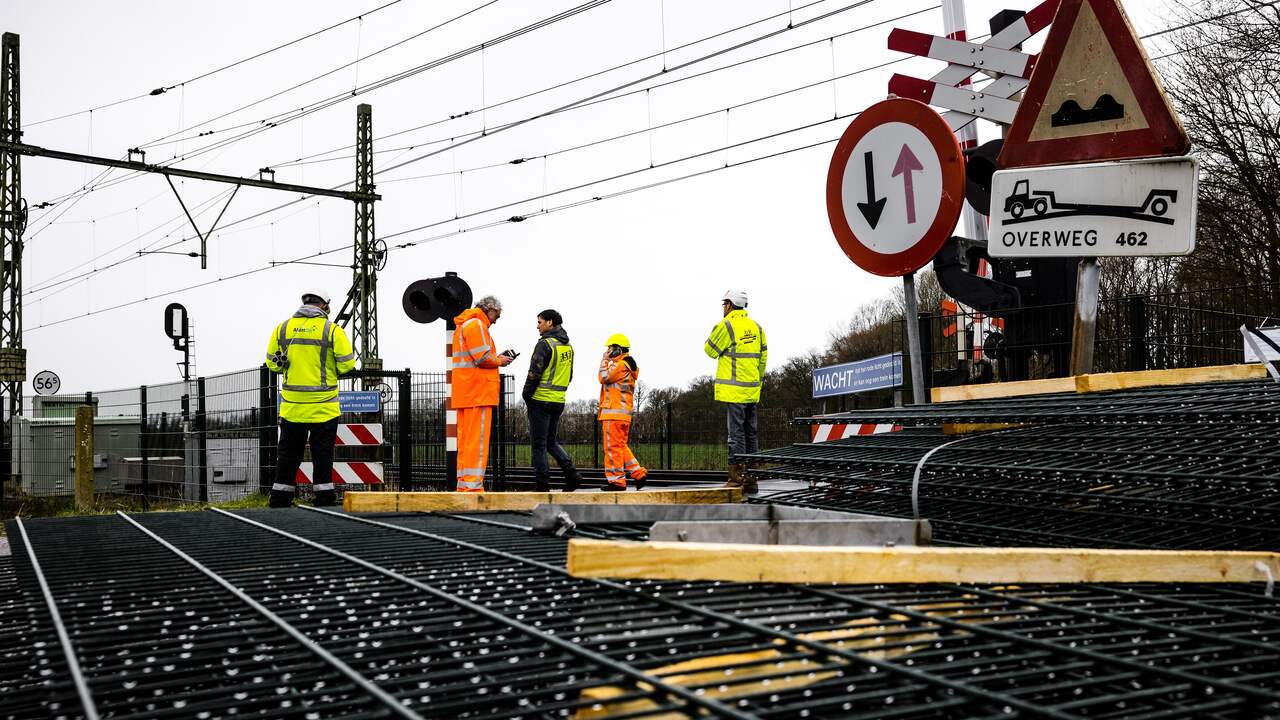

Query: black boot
left=534, top=475, right=551, bottom=492
left=561, top=462, right=582, bottom=493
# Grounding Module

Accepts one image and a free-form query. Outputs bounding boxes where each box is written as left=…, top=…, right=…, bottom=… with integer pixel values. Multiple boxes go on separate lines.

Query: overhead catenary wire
left=23, top=0, right=509, bottom=214
left=25, top=13, right=1227, bottom=319
left=23, top=2, right=1238, bottom=329
left=22, top=0, right=410, bottom=128
left=26, top=112, right=856, bottom=332
left=25, top=0, right=904, bottom=292
left=276, top=2, right=938, bottom=171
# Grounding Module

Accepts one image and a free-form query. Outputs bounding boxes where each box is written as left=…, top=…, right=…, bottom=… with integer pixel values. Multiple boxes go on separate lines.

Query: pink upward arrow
left=891, top=144, right=924, bottom=225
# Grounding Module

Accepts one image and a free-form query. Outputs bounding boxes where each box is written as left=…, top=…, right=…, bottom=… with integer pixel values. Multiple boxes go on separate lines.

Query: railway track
left=5, top=508, right=1279, bottom=718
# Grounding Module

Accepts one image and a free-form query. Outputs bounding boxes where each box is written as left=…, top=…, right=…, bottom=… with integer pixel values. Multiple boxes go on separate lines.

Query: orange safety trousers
left=456, top=405, right=492, bottom=492
left=602, top=420, right=647, bottom=488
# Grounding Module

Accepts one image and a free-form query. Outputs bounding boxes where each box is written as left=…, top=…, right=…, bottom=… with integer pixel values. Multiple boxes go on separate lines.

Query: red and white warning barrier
left=810, top=423, right=901, bottom=443
left=296, top=461, right=384, bottom=485
left=335, top=423, right=383, bottom=446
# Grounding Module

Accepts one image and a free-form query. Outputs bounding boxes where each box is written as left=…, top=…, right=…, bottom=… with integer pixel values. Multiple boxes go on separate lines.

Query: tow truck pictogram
left=1002, top=179, right=1177, bottom=225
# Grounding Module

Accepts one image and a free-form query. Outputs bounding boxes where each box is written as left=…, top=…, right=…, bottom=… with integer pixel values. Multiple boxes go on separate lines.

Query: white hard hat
left=301, top=289, right=332, bottom=304
left=722, top=289, right=748, bottom=308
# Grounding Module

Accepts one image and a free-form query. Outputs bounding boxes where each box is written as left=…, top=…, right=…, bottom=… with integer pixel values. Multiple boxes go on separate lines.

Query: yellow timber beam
left=567, top=539, right=1280, bottom=586
left=931, top=363, right=1269, bottom=403
left=344, top=488, right=742, bottom=513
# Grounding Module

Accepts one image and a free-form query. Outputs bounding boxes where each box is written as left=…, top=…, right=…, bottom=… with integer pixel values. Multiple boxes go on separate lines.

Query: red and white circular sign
left=826, top=98, right=965, bottom=277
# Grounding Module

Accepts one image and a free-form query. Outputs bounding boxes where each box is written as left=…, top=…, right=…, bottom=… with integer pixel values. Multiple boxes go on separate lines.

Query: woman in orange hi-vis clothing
left=598, top=334, right=647, bottom=491
left=452, top=296, right=514, bottom=492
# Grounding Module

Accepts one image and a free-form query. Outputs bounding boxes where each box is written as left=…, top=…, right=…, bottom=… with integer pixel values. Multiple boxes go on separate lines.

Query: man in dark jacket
left=524, top=309, right=584, bottom=491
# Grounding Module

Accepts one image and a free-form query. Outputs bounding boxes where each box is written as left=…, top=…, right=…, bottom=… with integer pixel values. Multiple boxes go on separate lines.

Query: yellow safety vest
left=703, top=309, right=767, bottom=404
left=532, top=338, right=574, bottom=403
left=265, top=313, right=357, bottom=422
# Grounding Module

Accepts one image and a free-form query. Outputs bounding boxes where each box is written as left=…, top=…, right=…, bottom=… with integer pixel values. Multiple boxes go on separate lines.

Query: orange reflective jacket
left=598, top=353, right=638, bottom=421
left=452, top=308, right=501, bottom=408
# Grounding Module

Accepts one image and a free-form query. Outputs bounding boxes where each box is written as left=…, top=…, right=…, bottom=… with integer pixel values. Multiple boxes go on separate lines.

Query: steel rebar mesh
left=796, top=379, right=1280, bottom=427
left=6, top=510, right=1280, bottom=717
left=741, top=423, right=1280, bottom=550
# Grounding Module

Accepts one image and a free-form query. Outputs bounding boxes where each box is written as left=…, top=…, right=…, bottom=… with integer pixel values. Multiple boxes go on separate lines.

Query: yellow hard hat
left=605, top=333, right=630, bottom=349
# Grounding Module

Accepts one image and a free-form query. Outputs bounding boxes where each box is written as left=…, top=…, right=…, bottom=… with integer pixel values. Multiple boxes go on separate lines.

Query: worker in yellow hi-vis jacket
left=265, top=289, right=357, bottom=508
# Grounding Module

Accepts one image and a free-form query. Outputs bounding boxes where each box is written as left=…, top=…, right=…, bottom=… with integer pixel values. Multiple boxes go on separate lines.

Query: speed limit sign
left=33, top=370, right=61, bottom=395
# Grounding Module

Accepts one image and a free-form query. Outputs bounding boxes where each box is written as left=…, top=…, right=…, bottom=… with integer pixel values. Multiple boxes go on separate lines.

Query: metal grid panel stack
left=745, top=379, right=1280, bottom=550
left=4, top=510, right=1279, bottom=718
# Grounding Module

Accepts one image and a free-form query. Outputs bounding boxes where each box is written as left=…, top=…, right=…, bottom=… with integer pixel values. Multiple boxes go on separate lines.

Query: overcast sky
left=3, top=0, right=1179, bottom=401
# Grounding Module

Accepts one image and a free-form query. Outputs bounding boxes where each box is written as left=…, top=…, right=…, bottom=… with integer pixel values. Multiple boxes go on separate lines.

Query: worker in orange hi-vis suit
left=451, top=295, right=514, bottom=492
left=597, top=334, right=647, bottom=492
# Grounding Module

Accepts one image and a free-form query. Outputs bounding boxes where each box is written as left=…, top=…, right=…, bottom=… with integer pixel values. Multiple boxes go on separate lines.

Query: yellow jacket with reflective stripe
left=703, top=309, right=767, bottom=404
left=598, top=353, right=638, bottom=421
left=266, top=309, right=357, bottom=423
left=532, top=337, right=574, bottom=403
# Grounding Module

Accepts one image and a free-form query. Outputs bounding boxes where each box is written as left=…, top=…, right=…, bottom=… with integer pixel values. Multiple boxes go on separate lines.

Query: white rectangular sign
left=989, top=157, right=1198, bottom=257
left=1243, top=327, right=1280, bottom=363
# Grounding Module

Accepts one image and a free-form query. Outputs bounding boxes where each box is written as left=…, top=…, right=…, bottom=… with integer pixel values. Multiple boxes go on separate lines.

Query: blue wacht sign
left=811, top=352, right=903, bottom=398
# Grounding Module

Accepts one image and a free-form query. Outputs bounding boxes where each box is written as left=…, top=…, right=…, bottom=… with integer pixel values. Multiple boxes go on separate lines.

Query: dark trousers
left=272, top=417, right=339, bottom=507
left=528, top=400, right=575, bottom=480
left=726, top=403, right=758, bottom=460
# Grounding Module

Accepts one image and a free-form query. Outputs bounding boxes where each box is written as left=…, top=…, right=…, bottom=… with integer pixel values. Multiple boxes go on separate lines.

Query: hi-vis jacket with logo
left=451, top=307, right=503, bottom=408
left=266, top=307, right=357, bottom=423
left=703, top=309, right=767, bottom=403
left=598, top=353, right=639, bottom=421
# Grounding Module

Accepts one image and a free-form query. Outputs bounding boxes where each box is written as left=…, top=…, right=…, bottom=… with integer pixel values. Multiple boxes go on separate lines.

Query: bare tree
left=1159, top=0, right=1280, bottom=303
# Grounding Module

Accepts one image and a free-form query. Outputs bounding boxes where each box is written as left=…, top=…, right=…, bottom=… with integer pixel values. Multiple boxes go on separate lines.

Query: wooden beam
left=344, top=488, right=742, bottom=513
left=930, top=376, right=1075, bottom=403
left=1075, top=363, right=1268, bottom=394
left=567, top=540, right=1280, bottom=585
left=942, top=422, right=1023, bottom=435
left=74, top=406, right=94, bottom=512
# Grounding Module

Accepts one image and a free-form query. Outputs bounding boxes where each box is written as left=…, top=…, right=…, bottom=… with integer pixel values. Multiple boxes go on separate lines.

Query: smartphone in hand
left=500, top=349, right=520, bottom=359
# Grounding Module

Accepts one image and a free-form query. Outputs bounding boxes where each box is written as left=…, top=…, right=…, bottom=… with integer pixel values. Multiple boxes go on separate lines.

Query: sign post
left=826, top=98, right=966, bottom=403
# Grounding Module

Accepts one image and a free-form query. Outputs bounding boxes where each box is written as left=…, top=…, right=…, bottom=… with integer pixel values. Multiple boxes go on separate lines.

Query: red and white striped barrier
left=810, top=423, right=901, bottom=443
left=335, top=423, right=383, bottom=446
left=296, top=461, right=384, bottom=485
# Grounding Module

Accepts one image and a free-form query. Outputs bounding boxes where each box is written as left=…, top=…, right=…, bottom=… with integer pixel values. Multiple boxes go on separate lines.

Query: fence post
left=1127, top=296, right=1148, bottom=371
left=495, top=375, right=507, bottom=491
left=592, top=414, right=599, bottom=470
left=917, top=312, right=933, bottom=401
left=139, top=385, right=150, bottom=508
left=398, top=369, right=412, bottom=492
left=665, top=401, right=673, bottom=471
left=74, top=404, right=94, bottom=511
left=258, top=365, right=275, bottom=495
left=196, top=377, right=208, bottom=503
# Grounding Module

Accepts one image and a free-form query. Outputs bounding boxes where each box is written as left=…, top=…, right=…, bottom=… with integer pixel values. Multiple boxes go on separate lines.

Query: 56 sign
left=33, top=370, right=61, bottom=396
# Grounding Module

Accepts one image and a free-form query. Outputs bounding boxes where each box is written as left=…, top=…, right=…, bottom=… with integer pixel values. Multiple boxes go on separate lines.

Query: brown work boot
left=739, top=464, right=759, bottom=496
left=723, top=464, right=745, bottom=491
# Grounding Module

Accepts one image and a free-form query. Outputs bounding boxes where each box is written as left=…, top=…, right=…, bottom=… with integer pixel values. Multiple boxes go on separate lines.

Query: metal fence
left=3, top=366, right=806, bottom=506
left=908, top=282, right=1280, bottom=390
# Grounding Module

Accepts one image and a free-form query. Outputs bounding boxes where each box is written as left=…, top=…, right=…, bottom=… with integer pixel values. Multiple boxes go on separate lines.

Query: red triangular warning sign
left=998, top=0, right=1189, bottom=168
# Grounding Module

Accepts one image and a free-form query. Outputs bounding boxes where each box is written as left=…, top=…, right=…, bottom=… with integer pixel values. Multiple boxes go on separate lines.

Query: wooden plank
left=343, top=492, right=400, bottom=512
left=1075, top=363, right=1268, bottom=394
left=931, top=376, right=1076, bottom=403
left=345, top=488, right=741, bottom=513
left=567, top=540, right=1280, bottom=585
left=942, top=422, right=1023, bottom=435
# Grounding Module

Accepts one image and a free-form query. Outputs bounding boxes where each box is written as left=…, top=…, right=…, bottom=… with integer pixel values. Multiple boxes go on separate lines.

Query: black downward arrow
left=856, top=151, right=887, bottom=229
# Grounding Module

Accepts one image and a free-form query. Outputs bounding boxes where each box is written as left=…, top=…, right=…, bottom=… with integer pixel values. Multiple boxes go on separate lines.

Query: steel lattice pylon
left=0, top=32, right=24, bottom=419
left=351, top=103, right=380, bottom=371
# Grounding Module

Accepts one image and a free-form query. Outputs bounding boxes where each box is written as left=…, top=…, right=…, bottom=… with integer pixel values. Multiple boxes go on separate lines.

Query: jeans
left=273, top=417, right=339, bottom=507
left=725, top=403, right=758, bottom=460
left=528, top=400, right=574, bottom=479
